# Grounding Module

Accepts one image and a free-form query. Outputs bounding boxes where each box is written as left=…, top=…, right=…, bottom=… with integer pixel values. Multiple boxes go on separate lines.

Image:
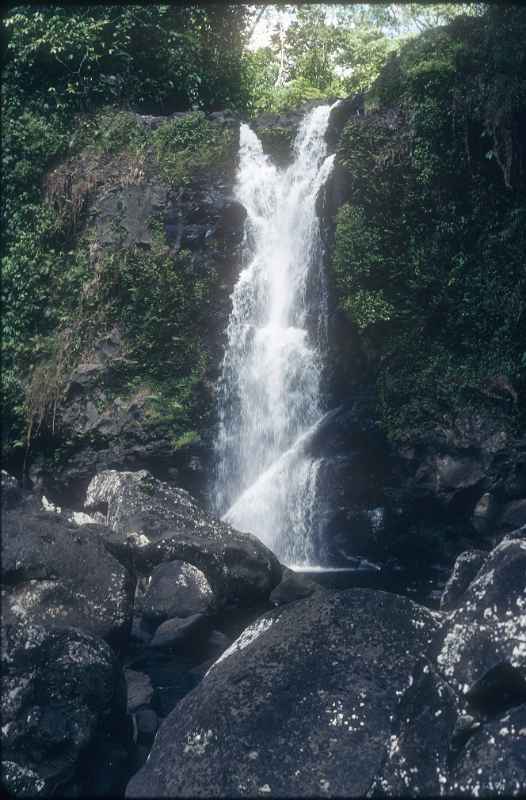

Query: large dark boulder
left=1, top=623, right=129, bottom=797
left=447, top=704, right=526, bottom=796
left=436, top=539, right=526, bottom=697
left=1, top=506, right=134, bottom=647
left=371, top=659, right=460, bottom=797
left=84, top=469, right=282, bottom=607
left=126, top=588, right=440, bottom=798
left=440, top=549, right=488, bottom=612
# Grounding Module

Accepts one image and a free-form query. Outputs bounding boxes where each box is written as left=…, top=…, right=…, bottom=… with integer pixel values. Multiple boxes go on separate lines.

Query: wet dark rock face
left=2, top=507, right=134, bottom=648
left=127, top=589, right=441, bottom=798
left=0, top=472, right=278, bottom=797
left=1, top=623, right=129, bottom=797
left=24, top=112, right=245, bottom=508
left=2, top=469, right=526, bottom=797
left=83, top=469, right=283, bottom=607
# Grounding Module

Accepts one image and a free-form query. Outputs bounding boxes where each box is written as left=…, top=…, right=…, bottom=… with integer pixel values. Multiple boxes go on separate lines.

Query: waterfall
left=214, top=104, right=335, bottom=565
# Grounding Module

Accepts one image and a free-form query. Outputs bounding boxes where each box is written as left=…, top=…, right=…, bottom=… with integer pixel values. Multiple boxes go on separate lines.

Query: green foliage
left=245, top=5, right=397, bottom=115
left=151, top=113, right=236, bottom=185
left=332, top=7, right=526, bottom=441
left=1, top=4, right=248, bottom=458
left=95, top=228, right=207, bottom=378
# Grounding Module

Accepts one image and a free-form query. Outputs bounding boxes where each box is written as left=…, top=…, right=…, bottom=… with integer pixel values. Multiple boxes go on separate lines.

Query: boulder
left=498, top=498, right=526, bottom=535
left=447, top=704, right=526, bottom=796
left=1, top=507, right=134, bottom=646
left=140, top=560, right=215, bottom=624
left=440, top=549, right=487, bottom=612
left=149, top=614, right=209, bottom=650
left=1, top=623, right=128, bottom=797
left=504, top=523, right=526, bottom=542
left=126, top=588, right=441, bottom=798
left=371, top=659, right=460, bottom=796
left=269, top=569, right=318, bottom=606
left=436, top=539, right=526, bottom=697
left=84, top=469, right=282, bottom=607
left=125, top=669, right=154, bottom=714
left=471, top=492, right=500, bottom=535
left=134, top=707, right=158, bottom=743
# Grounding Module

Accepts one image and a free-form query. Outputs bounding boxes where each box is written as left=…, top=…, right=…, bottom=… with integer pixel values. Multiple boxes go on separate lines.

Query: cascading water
left=214, top=104, right=336, bottom=565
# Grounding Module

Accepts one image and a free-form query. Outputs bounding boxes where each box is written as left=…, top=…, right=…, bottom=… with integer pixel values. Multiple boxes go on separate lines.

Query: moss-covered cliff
left=317, top=6, right=526, bottom=570
left=325, top=7, right=525, bottom=445
left=4, top=109, right=244, bottom=502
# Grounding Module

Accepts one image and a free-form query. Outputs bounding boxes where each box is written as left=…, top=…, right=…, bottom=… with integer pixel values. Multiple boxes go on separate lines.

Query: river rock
left=125, top=669, right=154, bottom=713
left=371, top=659, right=460, bottom=796
left=436, top=539, right=526, bottom=697
left=126, top=588, right=441, bottom=798
left=140, top=560, right=215, bottom=623
left=447, top=704, right=526, bottom=796
left=84, top=469, right=282, bottom=607
left=1, top=507, right=134, bottom=646
left=268, top=569, right=318, bottom=606
left=1, top=623, right=127, bottom=797
left=440, top=549, right=487, bottom=611
left=134, top=707, right=158, bottom=742
left=149, top=614, right=209, bottom=650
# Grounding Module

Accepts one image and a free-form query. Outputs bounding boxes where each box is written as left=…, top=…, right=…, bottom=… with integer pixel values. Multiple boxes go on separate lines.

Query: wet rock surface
left=440, top=549, right=488, bottom=611
left=1, top=623, right=129, bottom=797
left=371, top=659, right=460, bottom=797
left=1, top=505, right=134, bottom=647
left=126, top=588, right=440, bottom=798
left=436, top=539, right=526, bottom=695
left=447, top=704, right=526, bottom=795
left=139, top=560, right=215, bottom=624
left=3, top=466, right=526, bottom=797
left=84, top=469, right=283, bottom=607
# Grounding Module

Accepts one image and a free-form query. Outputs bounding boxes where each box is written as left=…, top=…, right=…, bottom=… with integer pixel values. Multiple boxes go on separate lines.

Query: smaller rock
left=472, top=492, right=499, bottom=535
left=130, top=616, right=153, bottom=644
left=135, top=707, right=158, bottom=742
left=447, top=704, right=526, bottom=795
left=149, top=614, right=209, bottom=650
left=205, top=630, right=231, bottom=659
left=125, top=669, right=154, bottom=713
left=449, top=714, right=481, bottom=755
left=141, top=560, right=215, bottom=623
left=440, top=549, right=487, bottom=611
left=269, top=570, right=318, bottom=606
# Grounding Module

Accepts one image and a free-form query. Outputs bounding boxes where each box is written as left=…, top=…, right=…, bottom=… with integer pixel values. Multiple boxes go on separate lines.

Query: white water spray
left=214, top=104, right=336, bottom=565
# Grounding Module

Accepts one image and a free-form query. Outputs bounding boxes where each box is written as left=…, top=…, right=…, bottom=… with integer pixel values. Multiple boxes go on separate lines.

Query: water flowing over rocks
left=84, top=468, right=282, bottom=607
left=214, top=104, right=336, bottom=566
left=126, top=589, right=441, bottom=798
left=3, top=85, right=526, bottom=797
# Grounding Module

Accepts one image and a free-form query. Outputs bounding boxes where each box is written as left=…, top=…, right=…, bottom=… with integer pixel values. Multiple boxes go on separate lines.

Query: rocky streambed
left=2, top=467, right=525, bottom=797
